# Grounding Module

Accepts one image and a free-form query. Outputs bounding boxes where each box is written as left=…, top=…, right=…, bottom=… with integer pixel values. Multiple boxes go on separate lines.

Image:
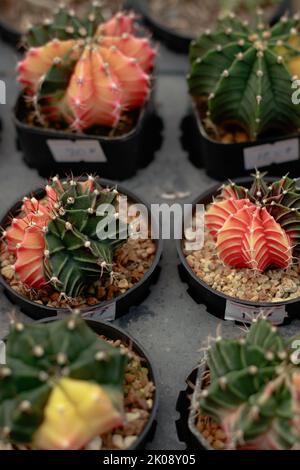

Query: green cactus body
left=198, top=319, right=300, bottom=450
left=0, top=316, right=127, bottom=449
left=188, top=13, right=300, bottom=140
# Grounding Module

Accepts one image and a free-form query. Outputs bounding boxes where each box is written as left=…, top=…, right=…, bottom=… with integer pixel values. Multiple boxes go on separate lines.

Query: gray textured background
left=1, top=37, right=300, bottom=450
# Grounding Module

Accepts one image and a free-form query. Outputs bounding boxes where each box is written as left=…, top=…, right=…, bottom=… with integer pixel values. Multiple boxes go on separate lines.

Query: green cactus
left=219, top=171, right=300, bottom=254
left=198, top=319, right=300, bottom=450
left=188, top=12, right=300, bottom=140
left=0, top=315, right=127, bottom=449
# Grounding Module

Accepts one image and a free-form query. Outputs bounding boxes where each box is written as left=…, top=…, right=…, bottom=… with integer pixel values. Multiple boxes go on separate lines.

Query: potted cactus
left=185, top=12, right=300, bottom=179
left=0, top=315, right=158, bottom=450
left=177, top=171, right=300, bottom=325
left=0, top=175, right=162, bottom=320
left=14, top=3, right=162, bottom=180
left=178, top=318, right=300, bottom=450
left=131, top=0, right=288, bottom=54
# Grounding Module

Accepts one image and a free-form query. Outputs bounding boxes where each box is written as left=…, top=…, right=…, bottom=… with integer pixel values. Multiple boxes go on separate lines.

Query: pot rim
left=176, top=176, right=300, bottom=310
left=0, top=177, right=163, bottom=316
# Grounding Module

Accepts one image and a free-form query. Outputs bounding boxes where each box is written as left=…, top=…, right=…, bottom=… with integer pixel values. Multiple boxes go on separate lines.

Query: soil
left=0, top=336, right=155, bottom=450
left=149, top=0, right=279, bottom=38
left=184, top=228, right=300, bottom=303
left=2, top=0, right=124, bottom=34
left=0, top=194, right=157, bottom=309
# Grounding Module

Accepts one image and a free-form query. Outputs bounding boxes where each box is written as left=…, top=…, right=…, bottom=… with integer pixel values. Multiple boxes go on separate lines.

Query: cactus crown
left=3, top=175, right=128, bottom=298
left=0, top=315, right=127, bottom=449
left=206, top=172, right=300, bottom=271
left=198, top=318, right=300, bottom=450
left=188, top=12, right=300, bottom=140
left=17, top=4, right=155, bottom=131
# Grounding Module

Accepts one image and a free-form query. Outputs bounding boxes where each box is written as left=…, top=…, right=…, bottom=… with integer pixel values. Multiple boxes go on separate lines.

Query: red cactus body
left=17, top=12, right=155, bottom=131
left=206, top=200, right=292, bottom=271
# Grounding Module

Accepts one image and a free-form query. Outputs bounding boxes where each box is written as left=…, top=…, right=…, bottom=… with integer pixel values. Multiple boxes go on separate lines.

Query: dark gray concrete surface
left=1, top=39, right=300, bottom=450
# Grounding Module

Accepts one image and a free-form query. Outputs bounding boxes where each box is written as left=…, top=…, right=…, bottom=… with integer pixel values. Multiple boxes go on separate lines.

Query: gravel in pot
left=177, top=173, right=300, bottom=325
left=0, top=315, right=158, bottom=450
left=0, top=175, right=162, bottom=320
left=183, top=318, right=300, bottom=450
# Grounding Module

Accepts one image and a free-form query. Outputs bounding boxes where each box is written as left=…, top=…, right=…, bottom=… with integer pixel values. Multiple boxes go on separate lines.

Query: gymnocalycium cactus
left=2, top=175, right=128, bottom=298
left=198, top=318, right=300, bottom=450
left=17, top=3, right=155, bottom=131
left=188, top=11, right=300, bottom=140
left=0, top=315, right=127, bottom=450
left=206, top=171, right=300, bottom=271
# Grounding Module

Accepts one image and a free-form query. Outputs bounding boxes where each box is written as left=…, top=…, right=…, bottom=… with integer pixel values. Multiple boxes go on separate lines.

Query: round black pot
left=177, top=177, right=300, bottom=326
left=131, top=0, right=292, bottom=55
left=14, top=91, right=163, bottom=181
left=2, top=318, right=158, bottom=450
left=0, top=178, right=163, bottom=321
left=181, top=100, right=300, bottom=181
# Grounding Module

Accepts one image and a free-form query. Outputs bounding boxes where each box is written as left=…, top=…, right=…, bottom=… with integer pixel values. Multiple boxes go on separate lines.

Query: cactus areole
left=206, top=171, right=300, bottom=272
left=2, top=175, right=129, bottom=299
left=192, top=318, right=300, bottom=450
left=188, top=12, right=300, bottom=141
left=17, top=4, right=156, bottom=133
left=0, top=316, right=128, bottom=450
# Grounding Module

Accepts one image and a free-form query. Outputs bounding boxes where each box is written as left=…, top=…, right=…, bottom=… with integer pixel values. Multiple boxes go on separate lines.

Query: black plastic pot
left=0, top=178, right=162, bottom=321
left=177, top=177, right=300, bottom=326
left=1, top=318, right=158, bottom=450
left=14, top=92, right=163, bottom=181
left=131, top=0, right=292, bottom=54
left=181, top=101, right=300, bottom=181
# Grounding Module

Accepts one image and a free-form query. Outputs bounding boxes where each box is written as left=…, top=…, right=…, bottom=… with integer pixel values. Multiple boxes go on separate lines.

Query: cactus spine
left=17, top=4, right=156, bottom=131
left=0, top=315, right=127, bottom=450
left=188, top=12, right=300, bottom=140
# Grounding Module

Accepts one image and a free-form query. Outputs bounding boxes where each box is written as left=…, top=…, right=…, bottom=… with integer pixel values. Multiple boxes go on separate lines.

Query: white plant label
left=0, top=341, right=6, bottom=365
left=243, top=138, right=299, bottom=170
left=82, top=302, right=116, bottom=322
left=47, top=139, right=107, bottom=163
left=225, top=300, right=287, bottom=325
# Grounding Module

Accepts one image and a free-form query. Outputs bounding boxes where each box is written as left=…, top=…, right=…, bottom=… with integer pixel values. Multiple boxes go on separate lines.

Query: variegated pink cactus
left=17, top=5, right=155, bottom=131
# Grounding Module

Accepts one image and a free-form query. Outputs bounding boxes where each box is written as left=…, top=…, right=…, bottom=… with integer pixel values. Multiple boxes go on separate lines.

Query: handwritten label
left=82, top=302, right=116, bottom=322
left=244, top=138, right=299, bottom=170
left=225, top=300, right=287, bottom=325
left=0, top=341, right=6, bottom=365
left=47, top=139, right=107, bottom=163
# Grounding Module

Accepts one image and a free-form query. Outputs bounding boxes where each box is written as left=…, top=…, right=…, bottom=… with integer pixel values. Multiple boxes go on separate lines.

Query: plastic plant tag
left=243, top=138, right=299, bottom=170
left=0, top=341, right=6, bottom=365
left=47, top=139, right=107, bottom=163
left=225, top=300, right=287, bottom=325
left=81, top=302, right=116, bottom=322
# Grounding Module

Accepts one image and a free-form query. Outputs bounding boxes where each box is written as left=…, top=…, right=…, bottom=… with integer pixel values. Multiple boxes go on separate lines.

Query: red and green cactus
left=188, top=12, right=300, bottom=140
left=17, top=3, right=156, bottom=131
left=206, top=171, right=300, bottom=271
left=2, top=175, right=128, bottom=298
left=0, top=315, right=127, bottom=450
left=198, top=318, right=300, bottom=450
